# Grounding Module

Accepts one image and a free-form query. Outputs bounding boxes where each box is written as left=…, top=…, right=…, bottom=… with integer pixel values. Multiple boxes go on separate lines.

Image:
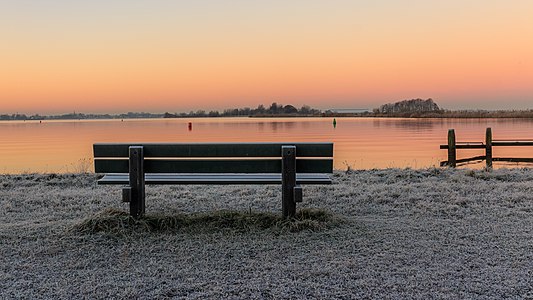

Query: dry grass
left=70, top=208, right=337, bottom=235
left=2, top=169, right=533, bottom=299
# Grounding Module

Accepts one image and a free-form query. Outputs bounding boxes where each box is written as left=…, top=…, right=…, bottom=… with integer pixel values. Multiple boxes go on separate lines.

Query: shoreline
left=2, top=110, right=533, bottom=122
left=1, top=168, right=532, bottom=298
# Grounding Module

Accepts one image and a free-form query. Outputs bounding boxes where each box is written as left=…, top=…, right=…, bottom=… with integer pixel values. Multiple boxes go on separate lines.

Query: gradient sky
left=1, top=0, right=532, bottom=114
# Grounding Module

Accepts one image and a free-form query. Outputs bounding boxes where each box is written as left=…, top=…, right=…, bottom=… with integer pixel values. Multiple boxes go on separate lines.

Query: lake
left=1, top=117, right=533, bottom=173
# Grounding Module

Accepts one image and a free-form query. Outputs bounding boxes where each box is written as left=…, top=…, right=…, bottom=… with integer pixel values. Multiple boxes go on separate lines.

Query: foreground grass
left=71, top=208, right=337, bottom=235
left=2, top=169, right=532, bottom=299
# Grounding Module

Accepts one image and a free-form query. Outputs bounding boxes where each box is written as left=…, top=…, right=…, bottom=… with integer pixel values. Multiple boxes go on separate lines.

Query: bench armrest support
left=129, top=146, right=145, bottom=218
left=282, top=146, right=297, bottom=218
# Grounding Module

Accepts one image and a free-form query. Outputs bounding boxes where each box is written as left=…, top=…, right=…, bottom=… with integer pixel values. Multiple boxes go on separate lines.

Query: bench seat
left=93, top=142, right=333, bottom=217
left=98, top=173, right=333, bottom=185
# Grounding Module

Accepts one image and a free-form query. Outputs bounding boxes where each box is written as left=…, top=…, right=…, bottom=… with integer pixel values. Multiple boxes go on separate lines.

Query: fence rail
left=440, top=128, right=533, bottom=167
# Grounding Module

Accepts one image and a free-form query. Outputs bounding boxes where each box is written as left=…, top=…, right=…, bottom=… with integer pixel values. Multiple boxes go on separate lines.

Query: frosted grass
left=1, top=168, right=532, bottom=298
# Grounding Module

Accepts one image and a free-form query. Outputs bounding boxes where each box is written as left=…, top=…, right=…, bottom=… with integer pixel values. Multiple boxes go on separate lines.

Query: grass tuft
left=70, top=208, right=337, bottom=235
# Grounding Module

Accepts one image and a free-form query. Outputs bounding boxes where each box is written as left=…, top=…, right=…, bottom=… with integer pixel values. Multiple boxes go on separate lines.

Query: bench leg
left=294, top=185, right=303, bottom=203
left=282, top=146, right=297, bottom=218
left=129, top=146, right=145, bottom=218
left=122, top=186, right=132, bottom=202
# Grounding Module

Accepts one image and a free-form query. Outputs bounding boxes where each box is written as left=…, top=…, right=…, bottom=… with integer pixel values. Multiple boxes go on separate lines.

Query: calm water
left=1, top=117, right=533, bottom=173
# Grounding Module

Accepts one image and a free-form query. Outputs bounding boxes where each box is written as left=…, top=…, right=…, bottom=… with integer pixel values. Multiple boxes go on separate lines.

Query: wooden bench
left=93, top=143, right=333, bottom=218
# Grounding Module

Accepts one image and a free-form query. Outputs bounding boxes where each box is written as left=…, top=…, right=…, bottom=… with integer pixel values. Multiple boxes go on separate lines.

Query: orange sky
left=1, top=1, right=532, bottom=114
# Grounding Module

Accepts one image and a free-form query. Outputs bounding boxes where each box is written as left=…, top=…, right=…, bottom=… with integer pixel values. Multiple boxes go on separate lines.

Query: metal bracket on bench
left=294, top=185, right=303, bottom=203
left=122, top=186, right=132, bottom=203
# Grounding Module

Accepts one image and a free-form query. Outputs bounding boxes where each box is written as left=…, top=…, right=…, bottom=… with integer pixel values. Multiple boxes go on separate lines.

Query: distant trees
left=0, top=102, right=322, bottom=121
left=0, top=112, right=160, bottom=121
left=259, top=102, right=319, bottom=116
left=0, top=114, right=29, bottom=120
left=4, top=102, right=533, bottom=121
left=374, top=98, right=441, bottom=114
left=371, top=98, right=533, bottom=118
left=164, top=102, right=322, bottom=118
left=268, top=102, right=281, bottom=114
left=283, top=105, right=298, bottom=114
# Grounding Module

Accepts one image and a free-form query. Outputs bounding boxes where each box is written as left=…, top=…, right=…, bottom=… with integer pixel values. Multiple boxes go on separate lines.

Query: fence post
left=485, top=127, right=492, bottom=169
left=129, top=146, right=145, bottom=218
left=281, top=145, right=296, bottom=218
left=447, top=129, right=456, bottom=167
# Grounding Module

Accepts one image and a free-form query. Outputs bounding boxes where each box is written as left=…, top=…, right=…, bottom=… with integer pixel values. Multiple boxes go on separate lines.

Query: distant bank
left=2, top=99, right=532, bottom=121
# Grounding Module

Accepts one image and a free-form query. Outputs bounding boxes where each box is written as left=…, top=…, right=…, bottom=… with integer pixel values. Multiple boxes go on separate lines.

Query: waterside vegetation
left=0, top=103, right=321, bottom=121
left=2, top=99, right=532, bottom=120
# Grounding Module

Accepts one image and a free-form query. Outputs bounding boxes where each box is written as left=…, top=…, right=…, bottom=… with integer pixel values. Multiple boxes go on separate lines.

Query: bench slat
left=93, top=143, right=333, bottom=158
left=97, top=173, right=333, bottom=185
left=94, top=158, right=333, bottom=174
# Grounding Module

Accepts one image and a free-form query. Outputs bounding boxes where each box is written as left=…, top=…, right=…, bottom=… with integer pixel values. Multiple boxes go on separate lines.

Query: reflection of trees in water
left=372, top=118, right=438, bottom=131
left=269, top=121, right=297, bottom=132
left=490, top=118, right=533, bottom=125
left=372, top=117, right=533, bottom=136
left=204, top=120, right=300, bottom=132
left=442, top=118, right=533, bottom=126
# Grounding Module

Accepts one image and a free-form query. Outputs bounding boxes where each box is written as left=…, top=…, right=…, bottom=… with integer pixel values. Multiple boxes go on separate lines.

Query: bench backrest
left=93, top=143, right=333, bottom=173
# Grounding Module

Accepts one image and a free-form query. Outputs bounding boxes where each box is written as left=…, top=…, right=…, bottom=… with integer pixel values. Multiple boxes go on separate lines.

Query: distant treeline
left=370, top=109, right=533, bottom=118
left=163, top=103, right=321, bottom=118
left=0, top=112, right=163, bottom=121
left=2, top=102, right=532, bottom=121
left=0, top=103, right=322, bottom=121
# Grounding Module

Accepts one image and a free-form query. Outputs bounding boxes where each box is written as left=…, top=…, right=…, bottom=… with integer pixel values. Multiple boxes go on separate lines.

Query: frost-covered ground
left=1, top=168, right=532, bottom=299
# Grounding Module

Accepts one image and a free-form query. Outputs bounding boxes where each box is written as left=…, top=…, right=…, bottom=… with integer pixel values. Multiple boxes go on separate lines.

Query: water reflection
left=202, top=119, right=302, bottom=132
left=1, top=117, right=532, bottom=173
left=267, top=121, right=297, bottom=132
left=372, top=118, right=438, bottom=131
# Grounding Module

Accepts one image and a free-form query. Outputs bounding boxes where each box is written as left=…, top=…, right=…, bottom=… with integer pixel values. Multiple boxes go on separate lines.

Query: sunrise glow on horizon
left=1, top=0, right=532, bottom=115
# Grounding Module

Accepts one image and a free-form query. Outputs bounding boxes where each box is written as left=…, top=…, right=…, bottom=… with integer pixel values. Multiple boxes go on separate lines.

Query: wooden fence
left=440, top=128, right=533, bottom=167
